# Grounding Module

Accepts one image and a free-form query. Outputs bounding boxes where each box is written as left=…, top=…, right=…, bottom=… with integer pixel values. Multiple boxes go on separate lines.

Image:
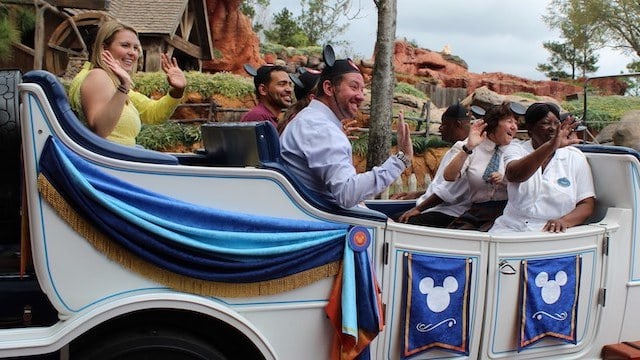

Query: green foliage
left=260, top=42, right=322, bottom=58
left=623, top=62, right=640, bottom=96
left=512, top=92, right=540, bottom=100
left=15, top=6, right=34, bottom=33
left=542, top=0, right=605, bottom=79
left=137, top=122, right=201, bottom=151
left=562, top=95, right=640, bottom=131
left=132, top=72, right=168, bottom=95
left=264, top=8, right=311, bottom=47
left=0, top=17, right=18, bottom=59
left=297, top=0, right=351, bottom=45
left=536, top=40, right=598, bottom=80
left=132, top=71, right=253, bottom=99
left=553, top=0, right=640, bottom=58
left=412, top=136, right=451, bottom=154
left=394, top=82, right=427, bottom=99
left=212, top=48, right=223, bottom=60
left=186, top=71, right=254, bottom=98
left=240, top=0, right=270, bottom=29
left=406, top=38, right=420, bottom=48
left=441, top=53, right=468, bottom=69
left=0, top=4, right=21, bottom=59
left=260, top=42, right=287, bottom=56
left=350, top=133, right=369, bottom=158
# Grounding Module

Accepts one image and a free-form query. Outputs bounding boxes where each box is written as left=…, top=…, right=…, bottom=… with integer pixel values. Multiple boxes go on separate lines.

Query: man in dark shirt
left=241, top=65, right=293, bottom=127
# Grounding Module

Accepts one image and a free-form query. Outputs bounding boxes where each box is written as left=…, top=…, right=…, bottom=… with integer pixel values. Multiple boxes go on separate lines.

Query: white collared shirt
left=279, top=99, right=405, bottom=208
left=451, top=138, right=508, bottom=203
left=490, top=140, right=595, bottom=232
left=416, top=144, right=471, bottom=217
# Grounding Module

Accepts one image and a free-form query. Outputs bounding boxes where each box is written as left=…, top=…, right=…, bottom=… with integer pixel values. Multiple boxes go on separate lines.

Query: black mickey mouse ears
left=323, top=45, right=336, bottom=67
left=470, top=102, right=527, bottom=118
left=471, top=105, right=486, bottom=118
left=243, top=64, right=257, bottom=77
left=319, top=44, right=361, bottom=82
left=291, top=67, right=321, bottom=99
left=510, top=102, right=527, bottom=116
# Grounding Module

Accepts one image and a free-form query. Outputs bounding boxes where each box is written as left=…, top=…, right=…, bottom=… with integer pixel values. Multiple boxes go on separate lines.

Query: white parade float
left=0, top=69, right=638, bottom=359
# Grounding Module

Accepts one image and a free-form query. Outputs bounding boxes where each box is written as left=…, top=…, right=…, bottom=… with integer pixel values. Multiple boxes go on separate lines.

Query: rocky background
left=191, top=0, right=636, bottom=193
left=200, top=0, right=624, bottom=100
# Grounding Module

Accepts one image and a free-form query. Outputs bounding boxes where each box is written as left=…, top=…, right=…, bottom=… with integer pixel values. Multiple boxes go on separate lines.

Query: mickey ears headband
left=243, top=63, right=257, bottom=76
left=510, top=102, right=527, bottom=116
left=470, top=102, right=527, bottom=118
left=320, top=44, right=361, bottom=80
left=289, top=67, right=306, bottom=90
left=290, top=67, right=321, bottom=89
left=470, top=105, right=486, bottom=118
left=323, top=44, right=336, bottom=67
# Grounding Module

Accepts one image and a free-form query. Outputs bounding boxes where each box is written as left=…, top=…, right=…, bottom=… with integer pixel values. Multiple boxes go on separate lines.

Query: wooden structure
left=2, top=0, right=213, bottom=76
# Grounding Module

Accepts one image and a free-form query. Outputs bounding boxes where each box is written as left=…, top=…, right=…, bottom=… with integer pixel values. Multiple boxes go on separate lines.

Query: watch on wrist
left=462, top=144, right=473, bottom=154
left=396, top=151, right=412, bottom=168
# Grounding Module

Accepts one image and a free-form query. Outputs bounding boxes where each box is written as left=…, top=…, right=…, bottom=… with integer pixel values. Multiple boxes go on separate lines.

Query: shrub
left=394, top=82, right=426, bottom=99
left=562, top=95, right=640, bottom=132
left=132, top=71, right=253, bottom=99
left=137, top=122, right=201, bottom=151
left=411, top=136, right=450, bottom=154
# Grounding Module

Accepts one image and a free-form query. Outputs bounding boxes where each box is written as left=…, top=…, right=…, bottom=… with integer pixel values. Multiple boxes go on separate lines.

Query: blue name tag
left=557, top=177, right=571, bottom=187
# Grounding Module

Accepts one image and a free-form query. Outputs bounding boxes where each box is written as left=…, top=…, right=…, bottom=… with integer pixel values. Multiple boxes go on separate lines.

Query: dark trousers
left=406, top=211, right=456, bottom=228
left=390, top=210, right=456, bottom=228
left=448, top=200, right=507, bottom=232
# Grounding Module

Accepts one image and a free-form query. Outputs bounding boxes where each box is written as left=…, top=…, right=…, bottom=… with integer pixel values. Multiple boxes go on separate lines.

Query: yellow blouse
left=68, top=62, right=182, bottom=146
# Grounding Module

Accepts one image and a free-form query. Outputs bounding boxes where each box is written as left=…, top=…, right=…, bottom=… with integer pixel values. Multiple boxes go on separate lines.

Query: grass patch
left=394, top=82, right=427, bottom=99
left=512, top=92, right=540, bottom=100
left=132, top=71, right=254, bottom=99
left=562, top=95, right=640, bottom=131
left=260, top=43, right=322, bottom=57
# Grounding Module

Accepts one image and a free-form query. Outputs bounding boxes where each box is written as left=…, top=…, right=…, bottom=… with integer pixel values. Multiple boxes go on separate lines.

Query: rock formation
left=200, top=2, right=626, bottom=100
left=597, top=110, right=640, bottom=151
left=389, top=41, right=587, bottom=100
left=202, top=0, right=263, bottom=74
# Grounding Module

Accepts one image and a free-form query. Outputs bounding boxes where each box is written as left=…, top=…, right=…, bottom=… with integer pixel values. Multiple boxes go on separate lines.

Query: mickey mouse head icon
left=419, top=276, right=459, bottom=313
left=535, top=271, right=567, bottom=304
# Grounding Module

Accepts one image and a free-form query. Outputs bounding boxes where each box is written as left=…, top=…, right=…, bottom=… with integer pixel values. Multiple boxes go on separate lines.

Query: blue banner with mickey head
left=401, top=253, right=471, bottom=358
left=518, top=255, right=581, bottom=352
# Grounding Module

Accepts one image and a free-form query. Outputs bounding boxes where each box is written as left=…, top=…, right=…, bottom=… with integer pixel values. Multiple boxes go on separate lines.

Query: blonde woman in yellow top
left=69, top=19, right=186, bottom=146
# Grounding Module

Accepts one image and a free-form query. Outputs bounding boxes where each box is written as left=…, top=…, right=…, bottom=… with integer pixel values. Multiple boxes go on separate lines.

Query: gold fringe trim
left=37, top=174, right=340, bottom=297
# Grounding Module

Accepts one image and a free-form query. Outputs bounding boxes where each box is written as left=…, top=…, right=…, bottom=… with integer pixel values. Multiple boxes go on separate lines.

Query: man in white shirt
left=396, top=102, right=472, bottom=227
left=279, top=47, right=413, bottom=208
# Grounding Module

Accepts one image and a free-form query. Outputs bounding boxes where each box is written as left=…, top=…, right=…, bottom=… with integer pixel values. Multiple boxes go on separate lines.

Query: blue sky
left=264, top=0, right=633, bottom=80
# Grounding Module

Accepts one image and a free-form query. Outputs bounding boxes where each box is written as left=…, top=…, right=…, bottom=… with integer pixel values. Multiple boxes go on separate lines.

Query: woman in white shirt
left=490, top=103, right=595, bottom=233
left=442, top=101, right=519, bottom=231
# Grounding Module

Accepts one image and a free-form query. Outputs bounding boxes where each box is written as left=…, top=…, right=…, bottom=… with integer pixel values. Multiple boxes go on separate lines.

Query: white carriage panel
left=37, top=203, right=160, bottom=315
left=620, top=282, right=640, bottom=340
left=378, top=224, right=489, bottom=359
left=591, top=208, right=635, bottom=345
left=483, top=227, right=606, bottom=359
left=238, top=301, right=333, bottom=360
left=585, top=154, right=640, bottom=281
